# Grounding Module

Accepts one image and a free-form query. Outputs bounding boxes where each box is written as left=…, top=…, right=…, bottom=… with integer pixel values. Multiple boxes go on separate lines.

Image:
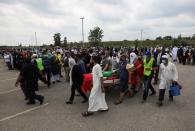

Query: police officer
left=15, top=58, right=44, bottom=105
left=32, top=54, right=48, bottom=90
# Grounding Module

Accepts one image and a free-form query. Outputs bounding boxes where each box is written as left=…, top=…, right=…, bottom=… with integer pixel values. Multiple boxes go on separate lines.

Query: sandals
left=99, top=109, right=109, bottom=112
left=82, top=111, right=94, bottom=117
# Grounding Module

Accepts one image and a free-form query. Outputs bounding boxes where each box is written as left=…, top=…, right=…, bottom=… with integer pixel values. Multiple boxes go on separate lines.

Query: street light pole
left=80, top=17, right=85, bottom=46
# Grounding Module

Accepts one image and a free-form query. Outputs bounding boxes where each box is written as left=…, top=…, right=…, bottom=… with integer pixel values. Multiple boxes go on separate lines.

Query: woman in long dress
left=82, top=55, right=108, bottom=117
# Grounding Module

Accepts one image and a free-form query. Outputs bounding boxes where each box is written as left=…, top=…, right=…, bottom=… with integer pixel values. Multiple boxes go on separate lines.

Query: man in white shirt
left=68, top=53, right=76, bottom=87
left=157, top=55, right=178, bottom=106
left=4, top=52, right=12, bottom=70
left=172, top=46, right=178, bottom=62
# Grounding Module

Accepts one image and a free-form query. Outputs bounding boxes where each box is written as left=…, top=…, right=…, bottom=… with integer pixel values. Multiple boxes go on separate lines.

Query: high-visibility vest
left=143, top=58, right=154, bottom=76
left=36, top=58, right=44, bottom=71
left=56, top=54, right=62, bottom=64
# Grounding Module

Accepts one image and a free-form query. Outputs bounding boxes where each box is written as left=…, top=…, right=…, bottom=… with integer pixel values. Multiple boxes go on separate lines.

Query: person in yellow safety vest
left=56, top=51, right=63, bottom=77
left=36, top=57, right=44, bottom=71
left=32, top=54, right=47, bottom=90
left=141, top=51, right=157, bottom=103
left=31, top=54, right=44, bottom=71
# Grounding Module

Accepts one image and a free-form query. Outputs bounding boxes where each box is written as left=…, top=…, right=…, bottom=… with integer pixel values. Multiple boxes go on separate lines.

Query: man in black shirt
left=66, top=64, right=88, bottom=104
left=15, top=58, right=44, bottom=105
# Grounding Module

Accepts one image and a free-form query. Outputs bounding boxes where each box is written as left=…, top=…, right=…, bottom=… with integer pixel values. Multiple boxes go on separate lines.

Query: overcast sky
left=0, top=0, right=195, bottom=46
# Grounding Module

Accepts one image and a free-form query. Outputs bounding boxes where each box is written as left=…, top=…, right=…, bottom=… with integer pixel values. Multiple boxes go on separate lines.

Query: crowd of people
left=1, top=45, right=191, bottom=117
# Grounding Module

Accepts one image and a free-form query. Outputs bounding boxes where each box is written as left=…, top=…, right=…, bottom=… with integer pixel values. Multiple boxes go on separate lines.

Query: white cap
left=165, top=48, right=169, bottom=51
left=162, top=55, right=168, bottom=59
left=32, top=54, right=37, bottom=58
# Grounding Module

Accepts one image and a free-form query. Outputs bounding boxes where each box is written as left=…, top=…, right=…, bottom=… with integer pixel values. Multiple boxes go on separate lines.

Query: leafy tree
left=69, top=42, right=73, bottom=47
left=18, top=43, right=22, bottom=47
left=123, top=40, right=129, bottom=43
left=173, top=39, right=179, bottom=46
left=53, top=33, right=61, bottom=46
left=156, top=36, right=163, bottom=40
left=134, top=39, right=139, bottom=47
left=88, top=26, right=104, bottom=46
left=50, top=44, right=54, bottom=47
left=163, top=36, right=173, bottom=40
left=63, top=37, right=67, bottom=47
left=178, top=34, right=182, bottom=40
left=192, top=34, right=195, bottom=40
left=182, top=37, right=191, bottom=40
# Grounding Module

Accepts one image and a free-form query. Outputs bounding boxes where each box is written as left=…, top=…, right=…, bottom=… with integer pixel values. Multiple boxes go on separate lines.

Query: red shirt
left=134, top=59, right=144, bottom=77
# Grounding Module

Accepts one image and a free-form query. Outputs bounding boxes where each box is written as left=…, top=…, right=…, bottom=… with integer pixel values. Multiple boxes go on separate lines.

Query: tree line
left=52, top=25, right=195, bottom=48
left=53, top=26, right=104, bottom=47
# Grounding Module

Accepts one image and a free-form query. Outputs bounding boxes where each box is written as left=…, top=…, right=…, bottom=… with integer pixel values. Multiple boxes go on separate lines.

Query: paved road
left=0, top=60, right=195, bottom=131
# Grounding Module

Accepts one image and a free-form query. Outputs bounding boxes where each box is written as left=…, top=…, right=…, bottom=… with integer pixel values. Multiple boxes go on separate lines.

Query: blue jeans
left=143, top=75, right=156, bottom=100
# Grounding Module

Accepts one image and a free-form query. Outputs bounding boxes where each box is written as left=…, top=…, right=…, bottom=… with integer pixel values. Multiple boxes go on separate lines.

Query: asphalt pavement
left=0, top=59, right=195, bottom=131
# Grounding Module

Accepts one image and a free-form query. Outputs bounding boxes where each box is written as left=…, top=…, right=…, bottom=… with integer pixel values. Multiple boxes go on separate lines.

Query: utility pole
left=80, top=17, right=85, bottom=46
left=140, top=29, right=143, bottom=46
left=141, top=29, right=143, bottom=41
left=35, top=32, right=37, bottom=47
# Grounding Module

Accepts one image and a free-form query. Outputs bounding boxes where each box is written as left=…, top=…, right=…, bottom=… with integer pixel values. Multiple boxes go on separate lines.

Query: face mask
left=162, top=59, right=168, bottom=64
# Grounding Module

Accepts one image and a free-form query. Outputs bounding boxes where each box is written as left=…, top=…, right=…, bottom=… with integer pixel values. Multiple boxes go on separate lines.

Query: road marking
left=0, top=103, right=49, bottom=122
left=0, top=71, right=18, bottom=74
left=0, top=88, right=20, bottom=95
left=0, top=78, right=16, bottom=82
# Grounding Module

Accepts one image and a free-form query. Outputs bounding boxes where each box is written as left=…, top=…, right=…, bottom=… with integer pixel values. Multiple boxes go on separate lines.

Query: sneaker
left=150, top=92, right=156, bottom=96
left=157, top=101, right=163, bottom=107
left=24, top=97, right=29, bottom=100
left=26, top=101, right=36, bottom=105
left=40, top=96, right=44, bottom=105
left=169, top=97, right=173, bottom=102
left=47, top=82, right=51, bottom=88
left=66, top=101, right=73, bottom=104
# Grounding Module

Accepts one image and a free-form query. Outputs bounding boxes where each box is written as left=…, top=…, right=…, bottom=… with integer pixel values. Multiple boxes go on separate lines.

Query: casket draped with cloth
left=81, top=71, right=119, bottom=93
left=81, top=73, right=92, bottom=93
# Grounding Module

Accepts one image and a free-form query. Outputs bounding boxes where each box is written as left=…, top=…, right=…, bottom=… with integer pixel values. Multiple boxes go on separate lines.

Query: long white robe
left=158, top=62, right=178, bottom=90
left=172, top=47, right=178, bottom=61
left=68, top=57, right=76, bottom=86
left=88, top=64, right=108, bottom=112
